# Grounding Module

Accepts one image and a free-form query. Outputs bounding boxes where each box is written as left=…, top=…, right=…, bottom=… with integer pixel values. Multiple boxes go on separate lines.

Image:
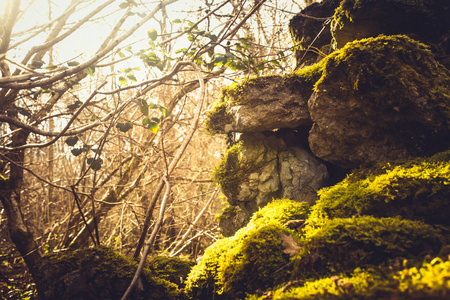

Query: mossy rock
left=204, top=63, right=323, bottom=134
left=249, top=199, right=310, bottom=228
left=212, top=141, right=248, bottom=202
left=185, top=199, right=309, bottom=300
left=292, top=216, right=444, bottom=278
left=146, top=255, right=195, bottom=287
left=212, top=133, right=284, bottom=209
left=249, top=256, right=450, bottom=299
left=289, top=0, right=341, bottom=67
left=309, top=34, right=450, bottom=168
left=34, top=246, right=179, bottom=300
left=332, top=0, right=450, bottom=52
left=217, top=205, right=250, bottom=237
left=309, top=149, right=450, bottom=226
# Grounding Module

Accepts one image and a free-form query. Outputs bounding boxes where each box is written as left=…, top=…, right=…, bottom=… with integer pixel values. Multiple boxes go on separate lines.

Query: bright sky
left=0, top=0, right=197, bottom=60
left=2, top=0, right=308, bottom=80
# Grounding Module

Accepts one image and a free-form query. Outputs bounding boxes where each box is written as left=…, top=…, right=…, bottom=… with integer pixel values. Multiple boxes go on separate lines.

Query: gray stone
left=220, top=132, right=328, bottom=213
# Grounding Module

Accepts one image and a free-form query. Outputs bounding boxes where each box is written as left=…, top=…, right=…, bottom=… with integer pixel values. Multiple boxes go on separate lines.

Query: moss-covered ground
left=34, top=246, right=194, bottom=300
left=185, top=150, right=450, bottom=299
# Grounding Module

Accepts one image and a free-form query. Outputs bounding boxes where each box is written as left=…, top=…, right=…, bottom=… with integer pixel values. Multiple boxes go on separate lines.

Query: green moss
left=204, top=61, right=324, bottom=135
left=249, top=257, right=450, bottom=299
left=186, top=221, right=295, bottom=299
left=212, top=142, right=247, bottom=200
left=36, top=246, right=179, bottom=300
left=249, top=199, right=310, bottom=228
left=216, top=205, right=240, bottom=222
left=314, top=35, right=450, bottom=123
left=292, top=216, right=443, bottom=278
left=309, top=149, right=450, bottom=225
left=204, top=101, right=234, bottom=135
left=185, top=199, right=309, bottom=299
left=146, top=255, right=195, bottom=287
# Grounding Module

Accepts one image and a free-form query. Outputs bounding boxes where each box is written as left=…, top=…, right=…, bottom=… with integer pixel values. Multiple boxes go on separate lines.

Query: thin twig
left=169, top=187, right=219, bottom=256
left=133, top=61, right=206, bottom=257
left=121, top=176, right=171, bottom=300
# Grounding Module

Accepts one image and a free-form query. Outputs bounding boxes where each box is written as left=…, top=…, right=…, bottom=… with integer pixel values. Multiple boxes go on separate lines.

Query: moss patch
left=250, top=199, right=310, bottom=228
left=309, top=149, right=450, bottom=225
left=35, top=246, right=179, bottom=300
left=313, top=34, right=450, bottom=156
left=315, top=35, right=450, bottom=113
left=185, top=199, right=309, bottom=299
left=293, top=216, right=443, bottom=278
left=249, top=256, right=450, bottom=299
left=146, top=255, right=195, bottom=287
left=212, top=142, right=247, bottom=201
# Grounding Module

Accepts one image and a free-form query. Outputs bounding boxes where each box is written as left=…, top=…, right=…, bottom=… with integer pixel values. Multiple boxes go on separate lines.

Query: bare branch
left=0, top=152, right=72, bottom=193
left=0, top=81, right=107, bottom=151
left=0, top=0, right=21, bottom=53
left=0, top=0, right=180, bottom=89
left=134, top=61, right=206, bottom=257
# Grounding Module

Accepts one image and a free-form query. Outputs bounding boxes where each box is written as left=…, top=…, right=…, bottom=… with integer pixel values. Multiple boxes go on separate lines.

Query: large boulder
left=331, top=0, right=450, bottom=68
left=204, top=64, right=323, bottom=134
left=289, top=0, right=341, bottom=68
left=308, top=35, right=450, bottom=169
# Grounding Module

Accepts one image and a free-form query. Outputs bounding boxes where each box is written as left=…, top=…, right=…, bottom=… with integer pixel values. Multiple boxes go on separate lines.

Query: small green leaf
left=67, top=101, right=82, bottom=111
left=18, top=108, right=31, bottom=117
left=30, top=60, right=44, bottom=69
left=116, top=122, right=133, bottom=132
left=156, top=62, right=165, bottom=70
left=71, top=148, right=86, bottom=156
left=147, top=29, right=158, bottom=41
left=213, top=56, right=227, bottom=66
left=119, top=2, right=129, bottom=9
left=46, top=64, right=57, bottom=70
left=172, top=18, right=182, bottom=24
left=65, top=136, right=79, bottom=146
left=127, top=74, right=137, bottom=82
left=140, top=100, right=149, bottom=116
left=67, top=61, right=80, bottom=67
left=83, top=65, right=95, bottom=75
left=159, top=105, right=168, bottom=117
left=87, top=157, right=103, bottom=171
left=118, top=76, right=127, bottom=85
left=147, top=122, right=159, bottom=133
left=118, top=51, right=125, bottom=58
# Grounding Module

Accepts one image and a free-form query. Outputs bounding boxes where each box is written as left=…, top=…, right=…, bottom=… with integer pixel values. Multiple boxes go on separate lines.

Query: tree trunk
left=0, top=130, right=42, bottom=278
